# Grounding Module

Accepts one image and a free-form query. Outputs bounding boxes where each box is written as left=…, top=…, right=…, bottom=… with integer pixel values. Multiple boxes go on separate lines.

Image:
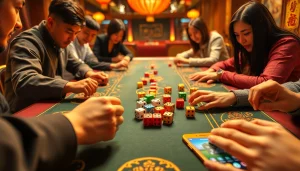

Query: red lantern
left=96, top=0, right=111, bottom=10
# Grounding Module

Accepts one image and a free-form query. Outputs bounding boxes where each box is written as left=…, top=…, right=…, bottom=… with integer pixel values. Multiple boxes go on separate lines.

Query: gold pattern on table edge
left=117, top=157, right=180, bottom=171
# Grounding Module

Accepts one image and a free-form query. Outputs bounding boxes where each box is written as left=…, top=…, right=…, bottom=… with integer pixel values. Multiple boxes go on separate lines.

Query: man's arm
left=0, top=114, right=77, bottom=171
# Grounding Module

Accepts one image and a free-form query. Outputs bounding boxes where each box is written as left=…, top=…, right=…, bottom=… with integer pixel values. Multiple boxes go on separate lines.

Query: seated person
left=204, top=119, right=300, bottom=171
left=5, top=0, right=108, bottom=113
left=189, top=1, right=300, bottom=89
left=0, top=0, right=124, bottom=170
left=174, top=17, right=229, bottom=67
left=93, top=19, right=133, bottom=65
left=69, top=16, right=128, bottom=70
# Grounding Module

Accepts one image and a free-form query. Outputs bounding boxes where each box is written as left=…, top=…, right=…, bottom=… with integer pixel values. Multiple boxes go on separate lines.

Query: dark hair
left=49, top=0, right=85, bottom=27
left=187, top=17, right=210, bottom=53
left=85, top=15, right=100, bottom=31
left=107, top=19, right=126, bottom=42
left=230, top=0, right=300, bottom=76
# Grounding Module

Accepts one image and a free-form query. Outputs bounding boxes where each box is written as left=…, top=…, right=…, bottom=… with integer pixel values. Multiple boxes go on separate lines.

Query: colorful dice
left=178, top=83, right=184, bottom=92
left=144, top=104, right=155, bottom=113
left=137, top=91, right=146, bottom=99
left=135, top=108, right=146, bottom=120
left=151, top=98, right=161, bottom=107
left=145, top=94, right=155, bottom=103
left=185, top=106, right=195, bottom=118
left=164, top=86, right=172, bottom=94
left=162, top=94, right=171, bottom=104
left=153, top=113, right=162, bottom=126
left=142, top=78, right=147, bottom=85
left=144, top=72, right=150, bottom=78
left=137, top=82, right=143, bottom=89
left=190, top=87, right=198, bottom=94
left=143, top=113, right=153, bottom=126
left=176, top=98, right=185, bottom=109
left=178, top=92, right=187, bottom=101
left=136, top=100, right=147, bottom=108
left=154, top=106, right=165, bottom=116
left=153, top=70, right=158, bottom=75
left=164, top=102, right=175, bottom=113
left=163, top=112, right=174, bottom=125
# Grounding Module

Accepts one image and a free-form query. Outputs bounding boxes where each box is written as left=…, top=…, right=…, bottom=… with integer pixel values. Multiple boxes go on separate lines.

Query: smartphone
left=182, top=133, right=247, bottom=170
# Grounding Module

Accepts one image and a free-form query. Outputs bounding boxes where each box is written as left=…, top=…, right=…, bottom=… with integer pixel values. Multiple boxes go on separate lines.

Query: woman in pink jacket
left=190, top=1, right=300, bottom=89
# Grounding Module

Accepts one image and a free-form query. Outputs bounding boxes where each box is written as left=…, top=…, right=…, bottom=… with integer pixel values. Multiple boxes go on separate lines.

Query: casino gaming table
left=14, top=58, right=300, bottom=171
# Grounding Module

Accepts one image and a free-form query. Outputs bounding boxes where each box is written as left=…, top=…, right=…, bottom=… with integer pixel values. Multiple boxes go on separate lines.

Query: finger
left=189, top=90, right=212, bottom=104
left=249, top=88, right=262, bottom=110
left=204, top=160, right=242, bottom=171
left=83, top=87, right=90, bottom=97
left=207, top=79, right=215, bottom=84
left=116, top=115, right=124, bottom=126
left=85, top=83, right=93, bottom=96
left=90, top=79, right=98, bottom=88
left=199, top=101, right=221, bottom=110
left=191, top=94, right=214, bottom=105
left=199, top=76, right=210, bottom=82
left=211, top=127, right=256, bottom=147
left=251, top=119, right=282, bottom=128
left=208, top=135, right=253, bottom=163
left=114, top=105, right=124, bottom=116
left=105, top=96, right=122, bottom=105
left=220, top=120, right=266, bottom=135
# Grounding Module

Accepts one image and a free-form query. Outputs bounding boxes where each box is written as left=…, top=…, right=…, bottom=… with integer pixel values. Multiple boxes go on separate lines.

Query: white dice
left=151, top=98, right=161, bottom=107
left=136, top=100, right=147, bottom=108
left=135, top=108, right=146, bottom=120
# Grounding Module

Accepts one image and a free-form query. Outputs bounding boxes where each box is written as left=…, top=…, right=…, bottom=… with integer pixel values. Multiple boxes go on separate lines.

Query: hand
left=188, top=91, right=236, bottom=110
left=86, top=71, right=109, bottom=85
left=123, top=56, right=131, bottom=62
left=63, top=78, right=98, bottom=96
left=65, top=96, right=124, bottom=144
left=111, top=55, right=124, bottom=63
left=204, top=119, right=300, bottom=171
left=173, top=56, right=189, bottom=65
left=110, top=60, right=129, bottom=69
left=249, top=80, right=300, bottom=112
left=189, top=70, right=218, bottom=84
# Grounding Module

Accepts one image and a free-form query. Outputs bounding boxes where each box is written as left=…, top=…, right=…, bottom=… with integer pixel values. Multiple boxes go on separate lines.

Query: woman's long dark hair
left=187, top=17, right=210, bottom=53
left=107, top=19, right=126, bottom=43
left=230, top=0, right=300, bottom=75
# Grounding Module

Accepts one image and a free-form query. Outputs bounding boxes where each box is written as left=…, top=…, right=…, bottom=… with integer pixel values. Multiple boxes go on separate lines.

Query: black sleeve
left=85, top=54, right=111, bottom=71
left=92, top=37, right=112, bottom=62
left=119, top=43, right=134, bottom=61
left=0, top=114, right=77, bottom=171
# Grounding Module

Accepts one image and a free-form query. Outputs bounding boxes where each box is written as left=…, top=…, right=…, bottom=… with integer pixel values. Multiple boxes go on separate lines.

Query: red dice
left=153, top=113, right=162, bottom=126
left=144, top=72, right=150, bottom=78
left=143, top=113, right=153, bottom=126
left=153, top=70, right=158, bottom=75
left=176, top=98, right=184, bottom=109
left=142, top=78, right=147, bottom=85
left=154, top=106, right=165, bottom=116
left=162, top=94, right=171, bottom=104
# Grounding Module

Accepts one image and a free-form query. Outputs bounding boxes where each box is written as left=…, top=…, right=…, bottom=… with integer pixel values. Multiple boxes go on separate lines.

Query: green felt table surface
left=39, top=59, right=276, bottom=171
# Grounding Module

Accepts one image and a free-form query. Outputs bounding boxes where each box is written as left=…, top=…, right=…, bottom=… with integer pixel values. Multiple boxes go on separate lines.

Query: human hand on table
left=112, top=55, right=124, bottom=63
left=249, top=80, right=300, bottom=112
left=204, top=119, right=300, bottom=171
left=173, top=55, right=189, bottom=65
left=189, top=68, right=218, bottom=84
left=188, top=90, right=236, bottom=110
left=111, top=60, right=129, bottom=69
left=63, top=78, right=98, bottom=97
left=86, top=71, right=109, bottom=85
left=65, top=96, right=124, bottom=144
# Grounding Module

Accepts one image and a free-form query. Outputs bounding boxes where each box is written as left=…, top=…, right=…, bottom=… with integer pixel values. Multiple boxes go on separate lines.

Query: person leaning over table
left=0, top=0, right=124, bottom=170
left=174, top=17, right=229, bottom=67
left=92, top=18, right=133, bottom=66
left=189, top=0, right=300, bottom=89
left=5, top=0, right=109, bottom=113
left=69, top=15, right=128, bottom=71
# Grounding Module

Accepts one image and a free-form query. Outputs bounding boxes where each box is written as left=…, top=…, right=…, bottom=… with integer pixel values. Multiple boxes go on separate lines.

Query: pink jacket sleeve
left=218, top=37, right=300, bottom=89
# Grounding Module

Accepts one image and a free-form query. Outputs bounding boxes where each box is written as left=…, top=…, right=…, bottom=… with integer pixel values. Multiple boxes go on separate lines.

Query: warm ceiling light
left=93, top=12, right=105, bottom=22
left=146, top=16, right=155, bottom=22
left=187, top=9, right=199, bottom=19
left=96, top=0, right=111, bottom=10
left=127, top=0, right=171, bottom=15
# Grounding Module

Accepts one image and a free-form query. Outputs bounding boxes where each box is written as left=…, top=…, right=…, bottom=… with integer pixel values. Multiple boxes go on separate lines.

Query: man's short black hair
left=85, top=15, right=100, bottom=31
left=49, top=0, right=85, bottom=27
